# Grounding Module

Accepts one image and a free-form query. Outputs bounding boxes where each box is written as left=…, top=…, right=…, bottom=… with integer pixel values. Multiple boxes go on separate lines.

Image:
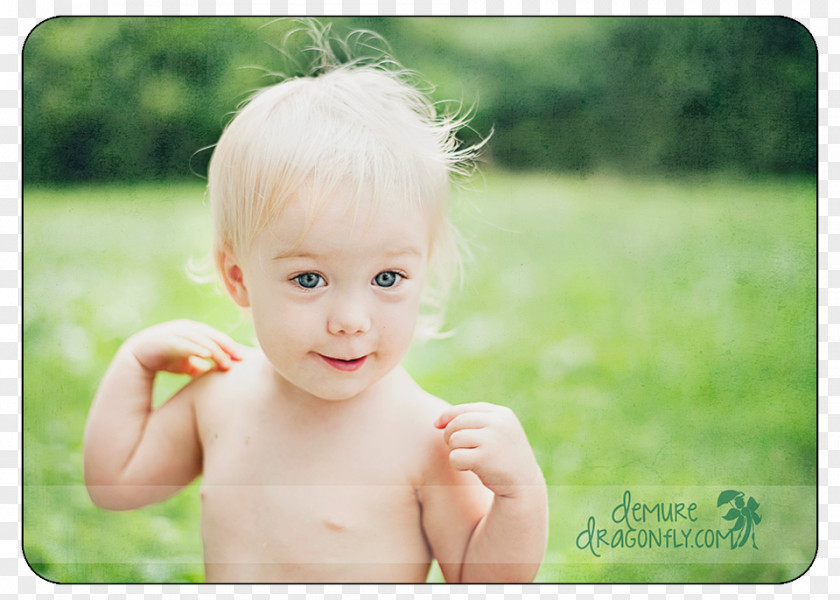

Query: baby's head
left=208, top=38, right=482, bottom=338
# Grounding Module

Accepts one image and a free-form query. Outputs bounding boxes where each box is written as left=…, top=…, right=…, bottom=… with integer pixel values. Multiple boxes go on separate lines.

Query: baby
left=83, top=32, right=548, bottom=583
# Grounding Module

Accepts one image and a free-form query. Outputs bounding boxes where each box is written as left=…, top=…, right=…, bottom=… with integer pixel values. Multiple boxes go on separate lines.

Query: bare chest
left=195, top=399, right=432, bottom=582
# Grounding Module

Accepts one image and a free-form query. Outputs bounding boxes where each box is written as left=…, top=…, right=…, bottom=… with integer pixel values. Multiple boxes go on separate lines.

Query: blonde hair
left=207, top=24, right=485, bottom=337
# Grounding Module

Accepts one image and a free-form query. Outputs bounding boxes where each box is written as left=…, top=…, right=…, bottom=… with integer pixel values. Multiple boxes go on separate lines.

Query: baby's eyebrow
left=271, top=249, right=323, bottom=261
left=385, top=247, right=424, bottom=257
left=272, top=247, right=424, bottom=260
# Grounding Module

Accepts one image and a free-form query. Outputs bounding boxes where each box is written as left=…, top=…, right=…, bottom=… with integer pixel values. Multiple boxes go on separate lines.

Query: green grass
left=23, top=171, right=816, bottom=583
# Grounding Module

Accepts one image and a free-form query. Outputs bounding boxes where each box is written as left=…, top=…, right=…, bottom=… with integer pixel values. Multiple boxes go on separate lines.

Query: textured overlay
left=5, top=0, right=835, bottom=598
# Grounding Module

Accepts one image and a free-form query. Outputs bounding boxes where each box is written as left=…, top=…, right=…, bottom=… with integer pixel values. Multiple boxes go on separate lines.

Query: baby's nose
left=326, top=291, right=372, bottom=335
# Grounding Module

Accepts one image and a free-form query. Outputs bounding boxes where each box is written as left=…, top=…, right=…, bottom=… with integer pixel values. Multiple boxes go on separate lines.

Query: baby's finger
left=176, top=321, right=244, bottom=361
left=448, top=447, right=480, bottom=472
left=447, top=428, right=482, bottom=450
left=143, top=337, right=213, bottom=375
left=185, top=355, right=214, bottom=377
left=174, top=333, right=234, bottom=371
left=434, top=402, right=496, bottom=429
left=446, top=409, right=493, bottom=427
left=442, top=413, right=488, bottom=447
left=189, top=322, right=246, bottom=361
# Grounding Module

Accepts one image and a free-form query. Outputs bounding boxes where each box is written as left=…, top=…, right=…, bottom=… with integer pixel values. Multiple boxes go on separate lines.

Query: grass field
left=22, top=170, right=816, bottom=583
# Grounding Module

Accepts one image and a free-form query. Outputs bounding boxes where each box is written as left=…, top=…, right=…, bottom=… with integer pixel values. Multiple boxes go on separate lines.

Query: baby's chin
left=267, top=362, right=394, bottom=404
left=254, top=345, right=413, bottom=402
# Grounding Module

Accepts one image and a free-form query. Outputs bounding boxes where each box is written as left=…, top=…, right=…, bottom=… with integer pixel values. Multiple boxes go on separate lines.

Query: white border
left=6, top=1, right=834, bottom=598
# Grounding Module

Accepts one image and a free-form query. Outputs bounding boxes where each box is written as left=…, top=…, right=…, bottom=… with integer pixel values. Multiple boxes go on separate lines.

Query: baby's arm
left=83, top=320, right=243, bottom=511
left=421, top=402, right=548, bottom=583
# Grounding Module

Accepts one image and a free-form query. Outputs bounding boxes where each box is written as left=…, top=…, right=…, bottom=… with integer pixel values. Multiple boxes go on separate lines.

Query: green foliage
left=23, top=171, right=815, bottom=582
left=394, top=17, right=816, bottom=174
left=23, top=17, right=283, bottom=182
left=23, top=17, right=815, bottom=183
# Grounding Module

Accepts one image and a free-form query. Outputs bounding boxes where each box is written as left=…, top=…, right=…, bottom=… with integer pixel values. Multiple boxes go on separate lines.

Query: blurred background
left=23, top=17, right=815, bottom=181
left=23, top=17, right=815, bottom=583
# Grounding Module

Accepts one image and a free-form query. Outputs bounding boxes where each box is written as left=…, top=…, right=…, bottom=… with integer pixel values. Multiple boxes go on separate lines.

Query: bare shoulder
left=384, top=369, right=457, bottom=483
left=405, top=384, right=451, bottom=421
left=181, top=346, right=269, bottom=411
left=386, top=368, right=450, bottom=434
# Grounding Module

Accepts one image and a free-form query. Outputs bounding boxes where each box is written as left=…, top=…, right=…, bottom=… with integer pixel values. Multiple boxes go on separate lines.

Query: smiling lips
left=318, top=354, right=368, bottom=372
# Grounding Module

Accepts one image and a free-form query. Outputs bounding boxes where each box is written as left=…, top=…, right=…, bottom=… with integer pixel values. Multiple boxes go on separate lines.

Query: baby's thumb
left=434, top=412, right=455, bottom=429
left=186, top=355, right=213, bottom=377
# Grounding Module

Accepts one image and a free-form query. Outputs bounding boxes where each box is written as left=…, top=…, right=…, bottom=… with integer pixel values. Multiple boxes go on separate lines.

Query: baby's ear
left=219, top=250, right=250, bottom=308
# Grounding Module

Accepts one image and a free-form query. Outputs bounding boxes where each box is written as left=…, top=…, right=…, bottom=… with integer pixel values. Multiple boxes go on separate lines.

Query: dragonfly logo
left=717, top=490, right=762, bottom=549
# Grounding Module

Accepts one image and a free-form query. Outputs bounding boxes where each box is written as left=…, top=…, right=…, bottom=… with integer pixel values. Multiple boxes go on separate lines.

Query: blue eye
left=373, top=271, right=401, bottom=288
left=295, top=273, right=324, bottom=289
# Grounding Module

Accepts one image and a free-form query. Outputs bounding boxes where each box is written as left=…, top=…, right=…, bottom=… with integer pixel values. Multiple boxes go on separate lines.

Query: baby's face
left=234, top=189, right=431, bottom=401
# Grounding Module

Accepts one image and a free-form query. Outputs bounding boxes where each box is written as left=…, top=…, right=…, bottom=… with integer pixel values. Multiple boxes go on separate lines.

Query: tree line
left=23, top=16, right=816, bottom=183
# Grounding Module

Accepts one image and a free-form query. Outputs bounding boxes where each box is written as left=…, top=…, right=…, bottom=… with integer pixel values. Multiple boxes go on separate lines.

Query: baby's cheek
left=381, top=307, right=420, bottom=357
left=253, top=307, right=306, bottom=349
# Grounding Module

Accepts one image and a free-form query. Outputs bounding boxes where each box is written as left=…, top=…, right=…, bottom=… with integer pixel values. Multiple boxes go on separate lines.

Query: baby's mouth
left=318, top=354, right=368, bottom=372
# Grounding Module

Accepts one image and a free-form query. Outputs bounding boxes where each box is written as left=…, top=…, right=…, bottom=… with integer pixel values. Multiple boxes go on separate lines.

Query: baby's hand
left=123, top=319, right=245, bottom=378
left=434, top=402, right=544, bottom=499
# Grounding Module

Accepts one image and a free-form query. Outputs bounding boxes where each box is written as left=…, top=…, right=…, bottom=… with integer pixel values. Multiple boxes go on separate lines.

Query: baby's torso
left=193, top=356, right=438, bottom=582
